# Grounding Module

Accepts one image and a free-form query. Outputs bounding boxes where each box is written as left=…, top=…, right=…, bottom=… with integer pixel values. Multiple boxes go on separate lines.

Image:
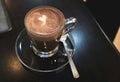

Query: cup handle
left=63, top=17, right=77, bottom=35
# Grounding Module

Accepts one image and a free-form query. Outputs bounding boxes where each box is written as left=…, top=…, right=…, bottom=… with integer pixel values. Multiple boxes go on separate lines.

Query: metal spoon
left=60, top=34, right=80, bottom=79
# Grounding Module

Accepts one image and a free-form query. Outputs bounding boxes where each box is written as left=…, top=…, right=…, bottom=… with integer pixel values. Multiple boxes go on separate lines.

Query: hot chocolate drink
left=25, top=6, right=65, bottom=52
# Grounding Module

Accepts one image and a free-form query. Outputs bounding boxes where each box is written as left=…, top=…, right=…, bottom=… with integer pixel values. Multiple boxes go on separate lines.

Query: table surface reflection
left=0, top=0, right=120, bottom=82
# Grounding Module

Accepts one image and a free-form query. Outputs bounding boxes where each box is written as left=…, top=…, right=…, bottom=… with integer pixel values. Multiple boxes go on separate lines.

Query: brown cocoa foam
left=25, top=6, right=64, bottom=41
left=25, top=6, right=64, bottom=35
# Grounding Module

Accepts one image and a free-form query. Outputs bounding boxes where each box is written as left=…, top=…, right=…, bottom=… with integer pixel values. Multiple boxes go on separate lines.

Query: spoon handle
left=63, top=41, right=80, bottom=79
left=67, top=50, right=80, bottom=78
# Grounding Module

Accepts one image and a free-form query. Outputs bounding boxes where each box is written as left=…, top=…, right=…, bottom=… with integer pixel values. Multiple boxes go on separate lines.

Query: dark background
left=83, top=0, right=120, bottom=41
left=0, top=0, right=120, bottom=82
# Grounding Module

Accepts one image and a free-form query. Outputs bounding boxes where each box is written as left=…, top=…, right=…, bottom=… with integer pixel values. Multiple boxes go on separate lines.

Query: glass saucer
left=15, top=29, right=75, bottom=73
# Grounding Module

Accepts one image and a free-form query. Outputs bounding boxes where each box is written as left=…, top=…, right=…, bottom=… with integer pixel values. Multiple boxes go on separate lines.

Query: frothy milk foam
left=25, top=6, right=64, bottom=41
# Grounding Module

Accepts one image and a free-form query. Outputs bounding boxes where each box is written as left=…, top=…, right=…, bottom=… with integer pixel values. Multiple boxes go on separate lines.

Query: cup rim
left=24, top=5, right=65, bottom=36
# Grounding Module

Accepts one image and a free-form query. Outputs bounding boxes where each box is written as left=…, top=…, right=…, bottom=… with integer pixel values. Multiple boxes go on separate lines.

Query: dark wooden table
left=0, top=0, right=120, bottom=82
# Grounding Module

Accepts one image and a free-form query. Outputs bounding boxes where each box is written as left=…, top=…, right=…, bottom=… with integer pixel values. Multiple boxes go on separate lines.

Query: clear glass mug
left=24, top=6, right=77, bottom=58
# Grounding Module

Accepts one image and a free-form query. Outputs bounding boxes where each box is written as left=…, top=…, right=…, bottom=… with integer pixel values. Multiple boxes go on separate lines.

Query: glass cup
left=24, top=6, right=77, bottom=58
